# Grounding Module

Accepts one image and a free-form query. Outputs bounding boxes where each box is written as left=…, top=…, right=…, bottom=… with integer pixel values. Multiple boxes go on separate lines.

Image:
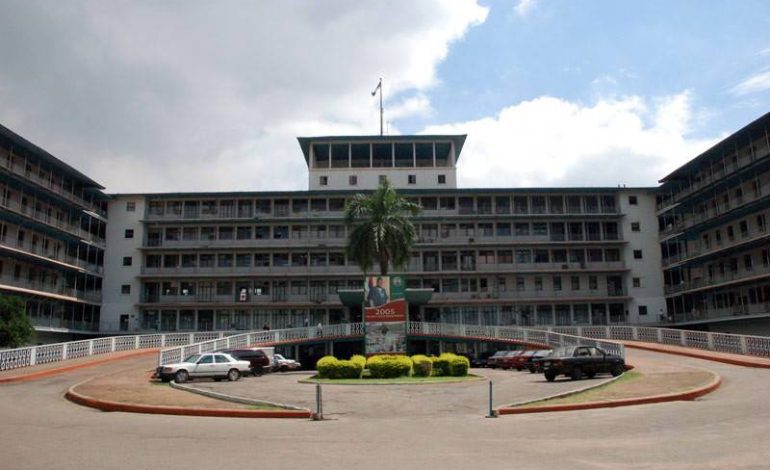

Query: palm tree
left=344, top=178, right=421, bottom=276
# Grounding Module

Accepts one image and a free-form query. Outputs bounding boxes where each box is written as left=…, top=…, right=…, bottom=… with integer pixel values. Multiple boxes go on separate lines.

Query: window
left=124, top=229, right=134, bottom=239
left=408, top=174, right=416, bottom=185
left=349, top=175, right=357, bottom=186
left=319, top=176, right=328, bottom=186
left=632, top=277, right=641, bottom=288
left=379, top=175, right=387, bottom=184
left=121, top=284, right=131, bottom=294
left=638, top=305, right=648, bottom=315
left=628, top=195, right=638, bottom=205
left=631, top=222, right=640, bottom=232
left=126, top=201, right=136, bottom=212
left=633, top=250, right=643, bottom=259
left=571, top=276, right=580, bottom=290
left=122, top=256, right=132, bottom=266
left=438, top=174, right=446, bottom=184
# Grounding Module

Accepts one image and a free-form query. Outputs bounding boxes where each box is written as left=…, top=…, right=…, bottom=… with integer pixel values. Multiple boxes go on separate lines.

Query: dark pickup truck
left=539, top=346, right=625, bottom=382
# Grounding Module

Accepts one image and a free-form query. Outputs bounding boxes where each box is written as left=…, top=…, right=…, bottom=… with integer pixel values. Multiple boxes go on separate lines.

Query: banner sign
left=364, top=275, right=406, bottom=355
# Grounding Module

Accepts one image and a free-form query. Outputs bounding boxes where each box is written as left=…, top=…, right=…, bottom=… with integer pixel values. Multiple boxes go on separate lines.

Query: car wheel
left=528, top=367, right=536, bottom=374
left=611, top=364, right=625, bottom=377
left=570, top=367, right=582, bottom=380
left=174, top=370, right=189, bottom=383
left=544, top=371, right=556, bottom=382
left=280, top=365, right=288, bottom=372
left=227, top=369, right=241, bottom=382
left=251, top=367, right=263, bottom=377
left=586, top=371, right=596, bottom=379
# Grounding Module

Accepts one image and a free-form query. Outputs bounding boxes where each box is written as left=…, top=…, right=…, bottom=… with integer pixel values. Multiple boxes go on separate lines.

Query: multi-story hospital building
left=2, top=112, right=770, bottom=341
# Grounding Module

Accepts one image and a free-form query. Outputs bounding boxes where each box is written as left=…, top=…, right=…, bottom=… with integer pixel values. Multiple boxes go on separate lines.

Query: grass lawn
left=511, top=371, right=643, bottom=408
left=300, top=374, right=486, bottom=385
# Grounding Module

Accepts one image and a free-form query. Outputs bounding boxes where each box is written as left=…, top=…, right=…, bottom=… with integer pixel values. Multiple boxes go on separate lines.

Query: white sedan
left=155, top=353, right=251, bottom=383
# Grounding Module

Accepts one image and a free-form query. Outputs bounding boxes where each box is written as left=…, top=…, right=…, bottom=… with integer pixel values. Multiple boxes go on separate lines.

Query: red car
left=487, top=351, right=518, bottom=369
left=510, top=350, right=538, bottom=371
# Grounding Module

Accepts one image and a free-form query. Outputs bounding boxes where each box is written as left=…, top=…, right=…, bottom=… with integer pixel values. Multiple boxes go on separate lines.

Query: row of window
left=139, top=220, right=625, bottom=245
left=138, top=193, right=624, bottom=218
left=136, top=246, right=635, bottom=270
left=320, top=174, right=446, bottom=186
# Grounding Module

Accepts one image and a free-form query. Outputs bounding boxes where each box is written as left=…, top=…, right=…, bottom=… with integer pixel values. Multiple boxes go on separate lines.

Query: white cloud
left=0, top=1, right=488, bottom=192
left=514, top=0, right=539, bottom=17
left=731, top=70, right=770, bottom=96
left=422, top=91, right=716, bottom=188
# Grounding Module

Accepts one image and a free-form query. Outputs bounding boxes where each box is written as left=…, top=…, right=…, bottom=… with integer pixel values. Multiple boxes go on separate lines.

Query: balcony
left=139, top=264, right=361, bottom=276
left=665, top=263, right=770, bottom=295
left=659, top=181, right=770, bottom=238
left=147, top=237, right=346, bottom=249
left=140, top=292, right=338, bottom=306
left=0, top=197, right=105, bottom=246
left=430, top=288, right=627, bottom=302
left=0, top=158, right=106, bottom=217
left=144, top=209, right=345, bottom=222
left=0, top=275, right=101, bottom=303
left=0, top=239, right=103, bottom=275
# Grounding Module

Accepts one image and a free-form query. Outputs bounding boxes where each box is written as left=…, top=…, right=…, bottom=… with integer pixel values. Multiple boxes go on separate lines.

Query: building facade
left=102, top=135, right=665, bottom=333
left=4, top=112, right=770, bottom=339
left=0, top=124, right=107, bottom=339
left=657, top=112, right=770, bottom=334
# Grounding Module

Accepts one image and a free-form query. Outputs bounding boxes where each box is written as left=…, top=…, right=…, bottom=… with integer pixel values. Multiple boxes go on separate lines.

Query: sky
left=1, top=0, right=770, bottom=193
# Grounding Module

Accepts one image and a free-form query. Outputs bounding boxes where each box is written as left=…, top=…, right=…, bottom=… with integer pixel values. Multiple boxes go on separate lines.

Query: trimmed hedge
left=350, top=354, right=367, bottom=370
left=411, top=354, right=433, bottom=377
left=366, top=354, right=412, bottom=378
left=316, top=355, right=363, bottom=379
left=431, top=353, right=469, bottom=377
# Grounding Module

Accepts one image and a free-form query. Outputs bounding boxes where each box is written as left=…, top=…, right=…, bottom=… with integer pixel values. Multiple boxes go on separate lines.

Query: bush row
left=315, top=353, right=470, bottom=379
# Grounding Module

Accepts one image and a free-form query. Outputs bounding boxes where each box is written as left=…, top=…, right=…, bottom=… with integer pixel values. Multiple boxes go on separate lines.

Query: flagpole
left=378, top=78, right=383, bottom=136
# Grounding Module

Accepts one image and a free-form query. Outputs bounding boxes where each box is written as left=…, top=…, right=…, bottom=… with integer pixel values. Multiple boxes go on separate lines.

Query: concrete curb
left=170, top=381, right=309, bottom=411
left=0, top=349, right=159, bottom=384
left=497, top=371, right=722, bottom=415
left=65, top=378, right=313, bottom=419
left=622, top=342, right=770, bottom=369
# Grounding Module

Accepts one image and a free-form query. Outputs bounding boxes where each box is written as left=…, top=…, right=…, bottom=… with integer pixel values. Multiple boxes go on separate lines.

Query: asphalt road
left=1, top=349, right=769, bottom=470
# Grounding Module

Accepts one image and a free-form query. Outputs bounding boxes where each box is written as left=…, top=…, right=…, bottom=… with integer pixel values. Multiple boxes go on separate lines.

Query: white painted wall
left=620, top=189, right=666, bottom=324
left=101, top=196, right=145, bottom=332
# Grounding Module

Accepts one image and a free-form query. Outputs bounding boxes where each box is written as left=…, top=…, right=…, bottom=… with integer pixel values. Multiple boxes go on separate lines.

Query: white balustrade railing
left=0, top=331, right=233, bottom=371
left=406, top=322, right=625, bottom=358
left=158, top=323, right=365, bottom=366
left=3, top=322, right=768, bottom=372
left=544, top=325, right=770, bottom=358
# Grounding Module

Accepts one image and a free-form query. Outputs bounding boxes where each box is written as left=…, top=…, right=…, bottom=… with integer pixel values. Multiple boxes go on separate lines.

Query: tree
left=344, top=178, right=421, bottom=275
left=0, top=295, right=34, bottom=348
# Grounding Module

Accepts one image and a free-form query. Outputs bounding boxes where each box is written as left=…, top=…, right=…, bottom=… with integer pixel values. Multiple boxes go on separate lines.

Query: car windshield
left=274, top=354, right=285, bottom=361
left=183, top=354, right=201, bottom=363
left=548, top=347, right=574, bottom=357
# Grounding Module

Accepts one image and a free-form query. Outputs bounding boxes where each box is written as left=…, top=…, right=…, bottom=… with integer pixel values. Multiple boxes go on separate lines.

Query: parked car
left=220, top=348, right=273, bottom=376
left=510, top=350, right=539, bottom=371
left=487, top=351, right=517, bottom=369
left=272, top=354, right=301, bottom=372
left=471, top=351, right=495, bottom=368
left=155, top=352, right=251, bottom=383
left=524, top=350, right=552, bottom=373
left=540, top=346, right=625, bottom=382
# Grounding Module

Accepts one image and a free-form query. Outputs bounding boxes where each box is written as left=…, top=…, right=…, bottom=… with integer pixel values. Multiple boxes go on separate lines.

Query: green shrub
left=316, top=356, right=338, bottom=379
left=350, top=354, right=367, bottom=370
left=316, top=356, right=363, bottom=379
left=411, top=355, right=433, bottom=377
left=430, top=353, right=469, bottom=377
left=366, top=354, right=412, bottom=378
left=431, top=354, right=452, bottom=376
left=448, top=355, right=470, bottom=377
